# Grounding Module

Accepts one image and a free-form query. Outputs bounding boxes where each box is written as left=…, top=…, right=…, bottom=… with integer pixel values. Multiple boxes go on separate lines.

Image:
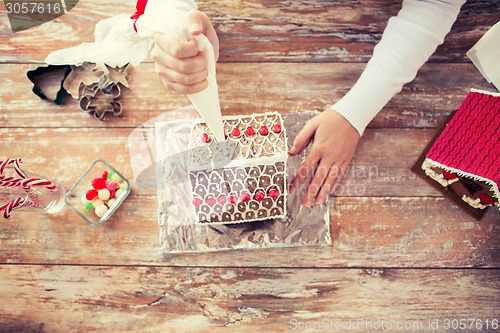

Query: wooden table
left=1, top=1, right=499, bottom=332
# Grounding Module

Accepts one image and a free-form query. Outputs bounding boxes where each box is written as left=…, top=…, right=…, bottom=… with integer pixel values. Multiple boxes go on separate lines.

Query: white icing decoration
left=188, top=112, right=288, bottom=171
left=470, top=88, right=500, bottom=97
left=422, top=158, right=500, bottom=205
left=461, top=195, right=487, bottom=209
left=189, top=112, right=289, bottom=224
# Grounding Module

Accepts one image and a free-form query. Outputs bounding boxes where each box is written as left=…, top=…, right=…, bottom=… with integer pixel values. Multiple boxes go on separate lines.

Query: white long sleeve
left=332, top=0, right=466, bottom=136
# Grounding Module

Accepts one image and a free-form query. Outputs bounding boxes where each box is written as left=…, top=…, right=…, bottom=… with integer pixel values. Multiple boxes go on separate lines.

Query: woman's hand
left=289, top=109, right=360, bottom=207
left=150, top=10, right=219, bottom=94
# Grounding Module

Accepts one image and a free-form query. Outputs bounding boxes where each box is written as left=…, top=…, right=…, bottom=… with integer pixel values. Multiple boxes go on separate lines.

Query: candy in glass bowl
left=65, top=159, right=130, bottom=227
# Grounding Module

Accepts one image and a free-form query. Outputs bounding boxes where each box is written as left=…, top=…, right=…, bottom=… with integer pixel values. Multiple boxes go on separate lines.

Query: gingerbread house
left=188, top=112, right=288, bottom=224
left=421, top=89, right=500, bottom=211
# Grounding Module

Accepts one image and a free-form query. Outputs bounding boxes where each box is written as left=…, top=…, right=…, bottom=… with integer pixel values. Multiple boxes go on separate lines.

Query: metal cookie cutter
left=79, top=83, right=123, bottom=120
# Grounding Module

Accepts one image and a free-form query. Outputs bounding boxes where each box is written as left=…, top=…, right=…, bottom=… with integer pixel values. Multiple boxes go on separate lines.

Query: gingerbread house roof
left=425, top=89, right=500, bottom=190
left=188, top=112, right=287, bottom=170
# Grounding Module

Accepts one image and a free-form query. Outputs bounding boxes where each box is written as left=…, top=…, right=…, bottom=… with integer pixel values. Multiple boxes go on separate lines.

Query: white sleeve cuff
left=332, top=66, right=400, bottom=136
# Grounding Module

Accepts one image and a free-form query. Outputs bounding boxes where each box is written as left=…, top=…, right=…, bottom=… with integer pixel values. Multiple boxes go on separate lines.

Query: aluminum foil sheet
left=154, top=111, right=331, bottom=253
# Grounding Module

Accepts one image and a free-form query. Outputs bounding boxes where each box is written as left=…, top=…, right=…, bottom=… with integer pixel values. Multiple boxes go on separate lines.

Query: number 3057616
left=443, top=319, right=498, bottom=330
left=5, top=2, right=62, bottom=14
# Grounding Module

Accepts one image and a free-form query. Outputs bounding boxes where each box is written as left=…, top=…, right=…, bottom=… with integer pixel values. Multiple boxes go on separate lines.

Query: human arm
left=290, top=0, right=466, bottom=207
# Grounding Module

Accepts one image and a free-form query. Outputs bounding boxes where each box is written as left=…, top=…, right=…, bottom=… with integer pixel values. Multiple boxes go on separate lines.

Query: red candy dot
left=231, top=127, right=241, bottom=138
left=478, top=193, right=494, bottom=206
left=245, top=126, right=255, bottom=136
left=239, top=192, right=251, bottom=203
left=192, top=197, right=202, bottom=206
left=110, top=189, right=117, bottom=199
left=206, top=197, right=216, bottom=207
left=101, top=171, right=108, bottom=180
left=268, top=189, right=280, bottom=199
left=201, top=133, right=210, bottom=143
left=255, top=191, right=265, bottom=201
left=218, top=195, right=227, bottom=205
left=259, top=126, right=269, bottom=136
left=442, top=170, right=457, bottom=180
left=272, top=124, right=282, bottom=133
left=229, top=195, right=237, bottom=204
left=91, top=177, right=106, bottom=190
left=85, top=189, right=98, bottom=201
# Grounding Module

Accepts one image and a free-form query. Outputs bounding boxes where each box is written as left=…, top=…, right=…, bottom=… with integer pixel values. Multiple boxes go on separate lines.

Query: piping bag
left=43, top=1, right=225, bottom=141
left=133, top=5, right=225, bottom=142
left=185, top=34, right=225, bottom=141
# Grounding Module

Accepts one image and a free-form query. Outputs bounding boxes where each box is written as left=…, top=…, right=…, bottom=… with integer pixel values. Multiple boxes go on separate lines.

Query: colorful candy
left=255, top=191, right=265, bottom=201
left=201, top=133, right=210, bottom=143
left=229, top=195, right=237, bottom=205
left=81, top=170, right=129, bottom=218
left=268, top=189, right=280, bottom=199
left=245, top=126, right=255, bottom=136
left=217, top=195, right=227, bottom=205
left=94, top=204, right=108, bottom=217
left=192, top=197, right=202, bottom=206
left=259, top=125, right=269, bottom=136
left=91, top=177, right=106, bottom=190
left=442, top=170, right=457, bottom=180
left=105, top=180, right=119, bottom=190
left=85, top=189, right=98, bottom=201
left=98, top=188, right=110, bottom=201
left=239, top=192, right=251, bottom=203
left=206, top=196, right=216, bottom=207
left=231, top=127, right=241, bottom=138
left=478, top=193, right=494, bottom=206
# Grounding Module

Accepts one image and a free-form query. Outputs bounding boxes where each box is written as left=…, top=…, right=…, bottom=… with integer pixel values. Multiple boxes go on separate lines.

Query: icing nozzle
left=187, top=34, right=225, bottom=142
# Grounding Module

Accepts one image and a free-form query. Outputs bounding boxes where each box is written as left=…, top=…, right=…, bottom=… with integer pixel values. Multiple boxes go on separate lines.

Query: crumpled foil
left=155, top=111, right=331, bottom=253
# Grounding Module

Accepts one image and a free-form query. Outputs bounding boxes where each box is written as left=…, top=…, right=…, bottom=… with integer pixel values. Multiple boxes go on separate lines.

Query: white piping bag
left=44, top=0, right=225, bottom=141
left=187, top=34, right=225, bottom=141
left=136, top=5, right=225, bottom=141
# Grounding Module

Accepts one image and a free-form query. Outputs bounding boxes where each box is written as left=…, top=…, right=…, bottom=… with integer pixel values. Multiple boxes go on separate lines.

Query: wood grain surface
left=0, top=63, right=495, bottom=129
left=0, top=0, right=499, bottom=332
left=0, top=266, right=499, bottom=332
left=1, top=0, right=498, bottom=63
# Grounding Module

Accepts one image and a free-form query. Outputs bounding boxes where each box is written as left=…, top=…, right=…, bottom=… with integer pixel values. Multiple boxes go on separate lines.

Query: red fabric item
left=426, top=91, right=500, bottom=188
left=130, top=0, right=148, bottom=32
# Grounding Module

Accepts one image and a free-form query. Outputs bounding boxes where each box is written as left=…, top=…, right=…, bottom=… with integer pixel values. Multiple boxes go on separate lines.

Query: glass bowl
left=65, top=159, right=130, bottom=227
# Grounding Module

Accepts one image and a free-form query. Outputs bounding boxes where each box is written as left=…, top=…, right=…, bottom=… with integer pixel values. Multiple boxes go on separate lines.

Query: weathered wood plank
left=0, top=266, right=498, bottom=332
left=210, top=0, right=499, bottom=63
left=0, top=196, right=497, bottom=267
left=0, top=63, right=493, bottom=129
left=0, top=0, right=497, bottom=63
left=0, top=127, right=446, bottom=197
